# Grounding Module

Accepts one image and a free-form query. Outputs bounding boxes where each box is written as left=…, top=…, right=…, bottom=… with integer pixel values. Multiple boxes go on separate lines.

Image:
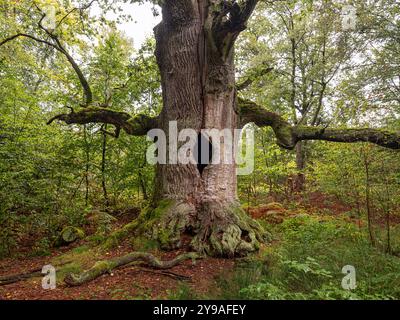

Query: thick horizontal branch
left=239, top=98, right=400, bottom=150
left=294, top=127, right=400, bottom=149
left=47, top=108, right=159, bottom=136
left=64, top=252, right=200, bottom=286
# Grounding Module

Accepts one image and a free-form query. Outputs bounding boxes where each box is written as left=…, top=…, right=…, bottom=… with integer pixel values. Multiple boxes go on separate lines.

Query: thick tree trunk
left=136, top=1, right=265, bottom=257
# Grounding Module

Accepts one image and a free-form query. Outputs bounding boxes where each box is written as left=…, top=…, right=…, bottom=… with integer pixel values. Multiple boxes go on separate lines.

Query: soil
left=0, top=239, right=234, bottom=300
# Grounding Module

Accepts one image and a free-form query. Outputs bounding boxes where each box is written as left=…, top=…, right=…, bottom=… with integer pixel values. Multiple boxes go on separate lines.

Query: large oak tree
left=2, top=0, right=399, bottom=257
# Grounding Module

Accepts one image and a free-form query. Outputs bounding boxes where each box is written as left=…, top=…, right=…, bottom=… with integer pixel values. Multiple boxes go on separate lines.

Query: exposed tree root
left=191, top=200, right=269, bottom=257
left=103, top=199, right=270, bottom=257
left=0, top=261, right=72, bottom=286
left=103, top=219, right=139, bottom=249
left=0, top=268, right=43, bottom=286
left=134, top=268, right=191, bottom=281
left=64, top=252, right=201, bottom=287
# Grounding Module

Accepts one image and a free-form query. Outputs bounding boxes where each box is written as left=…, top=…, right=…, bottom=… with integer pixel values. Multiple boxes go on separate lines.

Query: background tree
left=236, top=0, right=360, bottom=190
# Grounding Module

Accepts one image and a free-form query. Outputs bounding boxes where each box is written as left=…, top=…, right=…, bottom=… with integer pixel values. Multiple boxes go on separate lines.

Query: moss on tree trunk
left=105, top=199, right=269, bottom=257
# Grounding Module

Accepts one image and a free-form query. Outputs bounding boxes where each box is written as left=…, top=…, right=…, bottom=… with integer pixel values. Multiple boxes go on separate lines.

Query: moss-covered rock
left=54, top=226, right=85, bottom=247
left=264, top=202, right=285, bottom=211
left=87, top=210, right=117, bottom=236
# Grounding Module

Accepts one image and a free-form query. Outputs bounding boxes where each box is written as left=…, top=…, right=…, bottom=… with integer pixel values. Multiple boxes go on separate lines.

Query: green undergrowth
left=205, top=214, right=400, bottom=300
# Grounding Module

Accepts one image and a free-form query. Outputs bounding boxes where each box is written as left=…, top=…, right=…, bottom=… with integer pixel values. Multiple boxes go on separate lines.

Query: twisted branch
left=64, top=252, right=201, bottom=286
left=239, top=98, right=400, bottom=150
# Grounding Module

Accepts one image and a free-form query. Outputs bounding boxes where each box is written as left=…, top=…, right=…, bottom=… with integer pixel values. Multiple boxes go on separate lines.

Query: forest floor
left=0, top=240, right=235, bottom=300
left=0, top=192, right=397, bottom=300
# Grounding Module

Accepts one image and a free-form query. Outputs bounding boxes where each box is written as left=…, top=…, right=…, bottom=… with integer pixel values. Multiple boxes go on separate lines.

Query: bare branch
left=236, top=64, right=273, bottom=91
left=52, top=36, right=93, bottom=105
left=0, top=33, right=57, bottom=49
left=35, top=3, right=93, bottom=106
left=1, top=32, right=93, bottom=106
left=238, top=0, right=259, bottom=25
left=1, top=3, right=94, bottom=107
left=56, top=0, right=98, bottom=29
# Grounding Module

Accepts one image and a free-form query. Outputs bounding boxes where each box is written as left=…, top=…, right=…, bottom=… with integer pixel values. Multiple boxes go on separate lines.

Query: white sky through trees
left=94, top=2, right=161, bottom=49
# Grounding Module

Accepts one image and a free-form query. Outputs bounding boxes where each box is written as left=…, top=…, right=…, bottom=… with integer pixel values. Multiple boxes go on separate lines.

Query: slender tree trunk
left=382, top=163, right=392, bottom=254
left=260, top=132, right=274, bottom=195
left=294, top=141, right=306, bottom=192
left=83, top=125, right=90, bottom=206
left=363, top=150, right=376, bottom=247
left=138, top=169, right=148, bottom=201
left=101, top=125, right=110, bottom=208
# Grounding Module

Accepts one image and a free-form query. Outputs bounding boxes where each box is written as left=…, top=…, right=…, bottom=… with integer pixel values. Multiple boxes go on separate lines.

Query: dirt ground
left=0, top=241, right=235, bottom=300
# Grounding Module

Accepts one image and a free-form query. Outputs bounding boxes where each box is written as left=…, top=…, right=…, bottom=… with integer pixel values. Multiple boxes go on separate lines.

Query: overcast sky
left=102, top=3, right=161, bottom=49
